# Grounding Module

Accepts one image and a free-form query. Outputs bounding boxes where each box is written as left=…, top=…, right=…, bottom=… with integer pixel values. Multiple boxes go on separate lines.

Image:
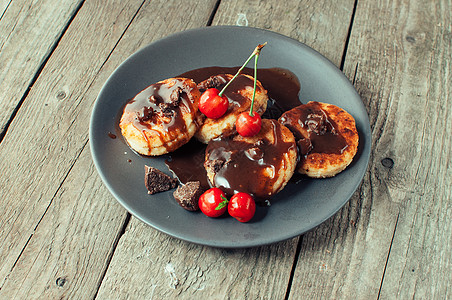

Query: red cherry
left=198, top=188, right=228, bottom=218
left=199, top=88, right=228, bottom=119
left=236, top=112, right=262, bottom=137
left=228, top=192, right=256, bottom=222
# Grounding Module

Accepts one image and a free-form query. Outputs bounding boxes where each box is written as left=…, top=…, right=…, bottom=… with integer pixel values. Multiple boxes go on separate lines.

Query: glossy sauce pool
left=165, top=67, right=302, bottom=194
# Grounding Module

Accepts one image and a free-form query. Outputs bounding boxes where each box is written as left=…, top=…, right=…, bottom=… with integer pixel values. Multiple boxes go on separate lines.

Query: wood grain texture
left=0, top=0, right=83, bottom=134
left=289, top=0, right=451, bottom=298
left=0, top=0, right=219, bottom=298
left=0, top=0, right=144, bottom=293
left=352, top=0, right=450, bottom=298
left=212, top=0, right=356, bottom=67
left=96, top=220, right=297, bottom=299
left=95, top=0, right=357, bottom=299
left=1, top=0, right=446, bottom=299
left=0, top=1, right=12, bottom=20
left=0, top=146, right=127, bottom=299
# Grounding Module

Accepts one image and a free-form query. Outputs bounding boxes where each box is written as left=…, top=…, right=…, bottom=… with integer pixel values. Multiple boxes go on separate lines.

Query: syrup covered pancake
left=195, top=74, right=268, bottom=143
left=279, top=101, right=359, bottom=178
left=120, top=77, right=200, bottom=156
left=204, top=119, right=297, bottom=201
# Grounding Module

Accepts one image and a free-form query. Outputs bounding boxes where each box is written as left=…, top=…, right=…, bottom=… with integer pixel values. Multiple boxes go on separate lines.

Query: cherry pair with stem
left=198, top=188, right=256, bottom=222
left=199, top=43, right=267, bottom=137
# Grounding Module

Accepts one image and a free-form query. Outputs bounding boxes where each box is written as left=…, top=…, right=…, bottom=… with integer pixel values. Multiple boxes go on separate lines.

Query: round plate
left=90, top=26, right=371, bottom=248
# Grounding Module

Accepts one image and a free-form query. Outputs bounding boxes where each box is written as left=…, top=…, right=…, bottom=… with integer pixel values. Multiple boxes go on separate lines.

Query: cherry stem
left=249, top=51, right=259, bottom=117
left=218, top=42, right=267, bottom=98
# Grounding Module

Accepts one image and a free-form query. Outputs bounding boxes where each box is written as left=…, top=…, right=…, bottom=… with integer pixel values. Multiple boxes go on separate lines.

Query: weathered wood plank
left=0, top=146, right=127, bottom=299
left=0, top=1, right=12, bottom=20
left=0, top=0, right=83, bottom=134
left=213, top=0, right=356, bottom=67
left=0, top=0, right=220, bottom=298
left=0, top=0, right=144, bottom=293
left=95, top=0, right=356, bottom=299
left=97, top=221, right=297, bottom=299
left=362, top=0, right=450, bottom=298
left=289, top=0, right=451, bottom=298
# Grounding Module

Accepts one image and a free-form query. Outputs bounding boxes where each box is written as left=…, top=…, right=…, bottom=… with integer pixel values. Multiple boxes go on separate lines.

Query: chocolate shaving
left=169, top=86, right=183, bottom=104
left=197, top=75, right=228, bottom=92
left=158, top=103, right=176, bottom=118
left=306, top=112, right=328, bottom=135
left=137, top=106, right=154, bottom=122
left=204, top=159, right=226, bottom=174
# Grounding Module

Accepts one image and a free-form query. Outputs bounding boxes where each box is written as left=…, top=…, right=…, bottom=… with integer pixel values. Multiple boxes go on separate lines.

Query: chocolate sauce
left=279, top=102, right=348, bottom=156
left=164, top=139, right=210, bottom=190
left=121, top=78, right=196, bottom=152
left=108, top=132, right=117, bottom=139
left=196, top=73, right=256, bottom=112
left=205, top=120, right=296, bottom=200
left=180, top=66, right=301, bottom=117
left=161, top=67, right=303, bottom=196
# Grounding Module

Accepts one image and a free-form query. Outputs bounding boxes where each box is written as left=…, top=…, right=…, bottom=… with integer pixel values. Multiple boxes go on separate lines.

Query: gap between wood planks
left=0, top=0, right=144, bottom=289
left=377, top=213, right=400, bottom=300
left=92, top=1, right=222, bottom=296
left=339, top=0, right=358, bottom=72
left=4, top=138, right=88, bottom=281
left=283, top=0, right=360, bottom=298
left=0, top=1, right=13, bottom=22
left=337, top=0, right=401, bottom=297
left=0, top=0, right=86, bottom=143
left=0, top=2, right=86, bottom=290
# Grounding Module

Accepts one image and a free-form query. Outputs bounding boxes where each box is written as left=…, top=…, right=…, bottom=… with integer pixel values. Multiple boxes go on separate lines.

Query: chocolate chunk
left=204, top=159, right=226, bottom=174
left=306, top=111, right=329, bottom=135
left=297, top=137, right=313, bottom=156
left=173, top=181, right=204, bottom=211
left=144, top=165, right=178, bottom=195
left=197, top=75, right=228, bottom=92
left=169, top=86, right=183, bottom=104
left=138, top=106, right=154, bottom=122
left=155, top=87, right=184, bottom=118
left=158, top=103, right=176, bottom=118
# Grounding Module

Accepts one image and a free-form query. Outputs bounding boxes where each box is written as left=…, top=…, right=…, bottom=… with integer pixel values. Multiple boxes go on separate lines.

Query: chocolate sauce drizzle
left=164, top=67, right=302, bottom=193
left=121, top=78, right=196, bottom=152
left=180, top=66, right=301, bottom=118
left=279, top=102, right=348, bottom=158
left=204, top=120, right=296, bottom=200
left=115, top=67, right=347, bottom=201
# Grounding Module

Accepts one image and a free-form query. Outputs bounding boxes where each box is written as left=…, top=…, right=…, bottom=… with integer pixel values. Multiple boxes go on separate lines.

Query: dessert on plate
left=120, top=77, right=200, bottom=156
left=195, top=73, right=268, bottom=143
left=279, top=101, right=359, bottom=178
left=204, top=119, right=297, bottom=201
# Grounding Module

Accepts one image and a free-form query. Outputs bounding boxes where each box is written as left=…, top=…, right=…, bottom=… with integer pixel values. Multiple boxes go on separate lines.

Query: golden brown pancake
left=195, top=74, right=268, bottom=143
left=204, top=119, right=297, bottom=201
left=279, top=101, right=359, bottom=178
left=120, top=77, right=200, bottom=156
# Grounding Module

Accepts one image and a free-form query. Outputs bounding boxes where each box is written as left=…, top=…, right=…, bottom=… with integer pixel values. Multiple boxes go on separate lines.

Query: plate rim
left=89, top=25, right=371, bottom=248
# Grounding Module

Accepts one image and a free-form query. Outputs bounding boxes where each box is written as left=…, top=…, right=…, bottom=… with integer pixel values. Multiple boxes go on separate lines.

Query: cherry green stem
left=249, top=52, right=259, bottom=117
left=216, top=195, right=229, bottom=210
left=218, top=42, right=267, bottom=98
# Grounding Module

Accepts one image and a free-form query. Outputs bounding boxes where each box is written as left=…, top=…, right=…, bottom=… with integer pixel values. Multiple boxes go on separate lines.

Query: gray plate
left=90, top=26, right=371, bottom=248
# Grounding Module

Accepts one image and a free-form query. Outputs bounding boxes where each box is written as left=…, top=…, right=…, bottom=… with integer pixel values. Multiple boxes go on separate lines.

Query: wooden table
left=1, top=0, right=450, bottom=298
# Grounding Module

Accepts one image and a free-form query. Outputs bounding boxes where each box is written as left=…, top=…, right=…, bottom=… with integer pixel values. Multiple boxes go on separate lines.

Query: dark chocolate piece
left=197, top=75, right=228, bottom=92
left=173, top=181, right=204, bottom=211
left=204, top=158, right=226, bottom=175
left=144, top=165, right=177, bottom=195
